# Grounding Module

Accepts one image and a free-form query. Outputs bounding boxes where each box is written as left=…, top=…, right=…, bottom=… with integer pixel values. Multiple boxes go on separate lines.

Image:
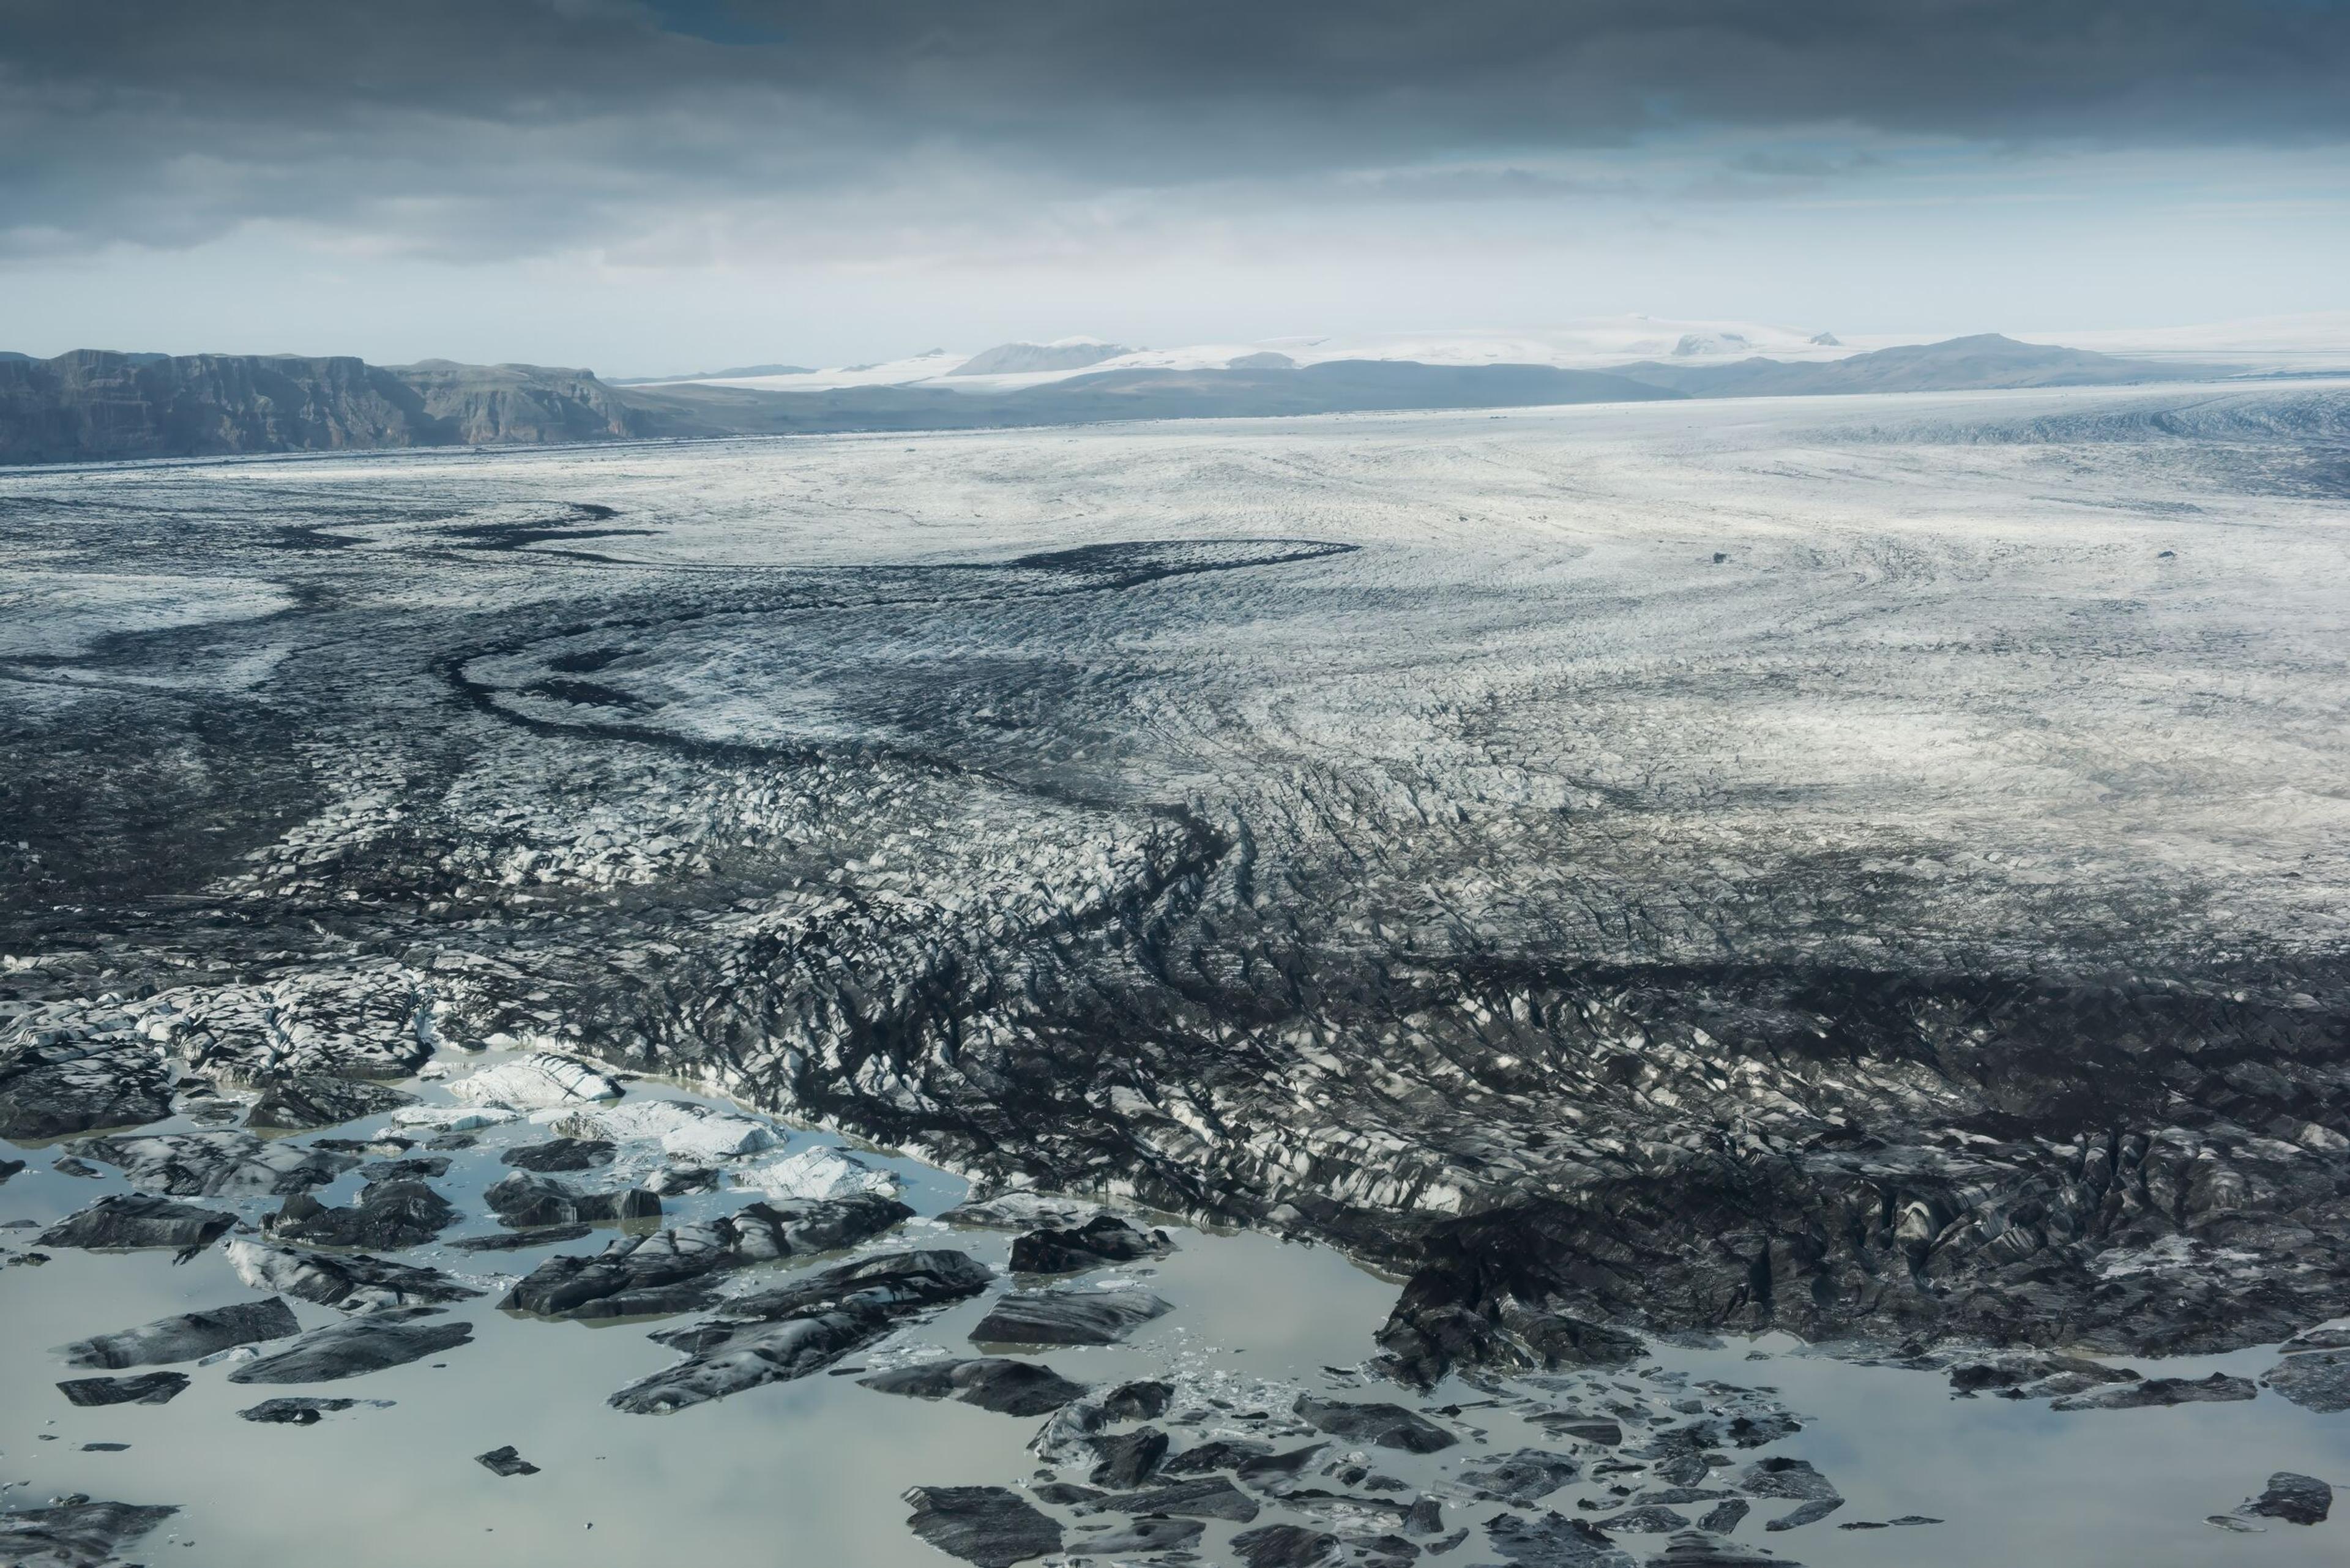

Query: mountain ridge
left=0, top=350, right=647, bottom=464
left=0, top=335, right=2262, bottom=466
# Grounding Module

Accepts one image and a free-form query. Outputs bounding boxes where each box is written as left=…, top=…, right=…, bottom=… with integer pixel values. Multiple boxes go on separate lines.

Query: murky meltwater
left=2, top=1056, right=2346, bottom=1567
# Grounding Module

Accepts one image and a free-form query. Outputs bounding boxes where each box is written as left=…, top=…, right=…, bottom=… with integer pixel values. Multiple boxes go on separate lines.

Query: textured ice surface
left=4, top=384, right=2350, bottom=1566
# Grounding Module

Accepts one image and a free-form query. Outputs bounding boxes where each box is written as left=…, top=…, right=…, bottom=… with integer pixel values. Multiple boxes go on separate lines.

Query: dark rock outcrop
left=1087, top=1426, right=1169, bottom=1487
left=37, top=1194, right=234, bottom=1252
left=0, top=1043, right=174, bottom=1141
left=57, top=1372, right=190, bottom=1406
left=237, top=1396, right=388, bottom=1424
left=482, top=1170, right=661, bottom=1228
left=858, top=1357, right=1089, bottom=1416
left=1099, top=1476, right=1259, bottom=1521
left=901, top=1485, right=1062, bottom=1568
left=2238, top=1471, right=2332, bottom=1526
left=229, top=1238, right=481, bottom=1309
left=244, top=1075, right=414, bottom=1130
left=1463, top=1448, right=1583, bottom=1504
left=1294, top=1395, right=1458, bottom=1454
left=500, top=1195, right=911, bottom=1319
left=2264, top=1348, right=2350, bottom=1413
left=57, top=1297, right=300, bottom=1368
left=1232, top=1523, right=1340, bottom=1567
left=226, top=1305, right=474, bottom=1383
left=0, top=1501, right=179, bottom=1568
left=612, top=1249, right=991, bottom=1413
left=2048, top=1372, right=2255, bottom=1411
left=1066, top=1516, right=1204, bottom=1555
left=501, top=1137, right=617, bottom=1172
left=969, top=1289, right=1171, bottom=1346
left=1486, top=1510, right=1635, bottom=1567
left=1008, top=1214, right=1176, bottom=1274
left=267, top=1179, right=458, bottom=1250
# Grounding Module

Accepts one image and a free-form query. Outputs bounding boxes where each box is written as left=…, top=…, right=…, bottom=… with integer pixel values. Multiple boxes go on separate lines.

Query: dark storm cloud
left=4, top=0, right=2348, bottom=256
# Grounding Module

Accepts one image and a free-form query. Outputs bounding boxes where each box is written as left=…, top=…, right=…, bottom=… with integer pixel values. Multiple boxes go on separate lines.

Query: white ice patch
left=389, top=1105, right=519, bottom=1132
left=735, top=1144, right=901, bottom=1201
left=448, top=1052, right=621, bottom=1109
left=560, top=1097, right=779, bottom=1160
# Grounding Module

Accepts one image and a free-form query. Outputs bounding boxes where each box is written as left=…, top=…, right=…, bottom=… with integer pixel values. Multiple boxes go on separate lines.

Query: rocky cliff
left=0, top=351, right=649, bottom=465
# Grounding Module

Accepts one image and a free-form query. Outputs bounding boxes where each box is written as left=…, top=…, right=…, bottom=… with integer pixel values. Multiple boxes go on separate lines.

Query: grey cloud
left=4, top=0, right=2348, bottom=258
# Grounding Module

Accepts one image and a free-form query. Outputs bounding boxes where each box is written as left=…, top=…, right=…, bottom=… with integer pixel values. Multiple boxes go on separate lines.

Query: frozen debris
left=1763, top=1500, right=1841, bottom=1533
left=57, top=1373, right=191, bottom=1407
left=500, top=1195, right=909, bottom=1319
left=2234, top=1472, right=2331, bottom=1526
left=2263, top=1348, right=2350, bottom=1413
left=37, top=1194, right=234, bottom=1252
left=0, top=1043, right=174, bottom=1141
left=940, top=1191, right=1103, bottom=1230
left=1065, top=1516, right=1204, bottom=1555
left=1161, top=1438, right=1275, bottom=1476
left=1231, top=1523, right=1340, bottom=1568
left=1737, top=1458, right=1841, bottom=1532
left=501, top=1137, right=616, bottom=1171
left=857, top=1357, right=1091, bottom=1416
left=237, top=1397, right=391, bottom=1425
left=266, top=1180, right=459, bottom=1250
left=447, top=1223, right=592, bottom=1252
left=450, top=1052, right=621, bottom=1109
left=476, top=1445, right=541, bottom=1477
left=0, top=1501, right=179, bottom=1568
left=970, top=1287, right=1172, bottom=1346
left=1946, top=1353, right=2138, bottom=1402
left=1008, top=1214, right=1177, bottom=1274
left=901, top=1485, right=1063, bottom=1568
left=390, top=1105, right=518, bottom=1133
left=70, top=1130, right=356, bottom=1197
left=649, top=1163, right=719, bottom=1195
left=1694, top=1501, right=1748, bottom=1534
left=243, top=1075, right=415, bottom=1130
left=228, top=1238, right=482, bottom=1310
left=1234, top=1444, right=1329, bottom=1495
left=2279, top=1324, right=2350, bottom=1353
left=1086, top=1427, right=1170, bottom=1487
left=482, top=1170, right=662, bottom=1226
left=1485, top=1510, right=1636, bottom=1567
left=560, top=1098, right=778, bottom=1160
left=1100, top=1379, right=1172, bottom=1419
left=1594, top=1507, right=1689, bottom=1533
left=734, top=1144, right=900, bottom=1201
left=1098, top=1476, right=1259, bottom=1521
left=1294, top=1395, right=1458, bottom=1454
left=1463, top=1448, right=1584, bottom=1504
left=360, top=1155, right=450, bottom=1183
left=57, top=1297, right=301, bottom=1368
left=226, top=1305, right=475, bottom=1383
left=1643, top=1531, right=1790, bottom=1566
left=2048, top=1372, right=2256, bottom=1411
left=613, top=1250, right=991, bottom=1413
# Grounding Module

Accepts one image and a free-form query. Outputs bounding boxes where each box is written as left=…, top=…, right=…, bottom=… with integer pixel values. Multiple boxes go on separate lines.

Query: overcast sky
left=5, top=0, right=2348, bottom=373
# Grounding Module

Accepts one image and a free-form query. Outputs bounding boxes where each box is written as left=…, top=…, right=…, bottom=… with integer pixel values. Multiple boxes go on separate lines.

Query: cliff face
left=0, top=351, right=651, bottom=465
left=388, top=359, right=641, bottom=446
